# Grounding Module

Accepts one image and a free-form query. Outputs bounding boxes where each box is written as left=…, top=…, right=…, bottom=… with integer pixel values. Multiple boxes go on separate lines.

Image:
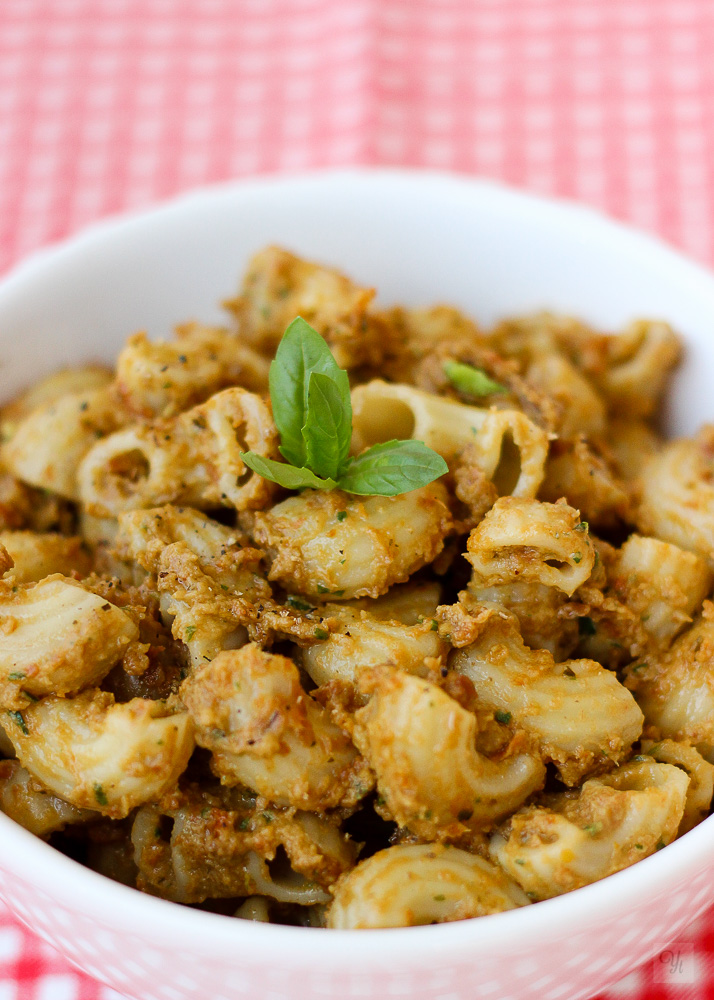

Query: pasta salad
left=0, top=245, right=709, bottom=929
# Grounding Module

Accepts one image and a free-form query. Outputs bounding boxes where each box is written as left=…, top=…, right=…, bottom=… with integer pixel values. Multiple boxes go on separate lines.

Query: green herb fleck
left=185, top=625, right=197, bottom=641
left=336, top=510, right=347, bottom=521
left=635, top=843, right=644, bottom=850
left=433, top=894, right=446, bottom=901
left=262, top=811, right=273, bottom=824
left=94, top=784, right=108, bottom=807
left=316, top=583, right=330, bottom=594
left=314, top=627, right=330, bottom=640
left=631, top=662, right=648, bottom=674
left=578, top=616, right=597, bottom=636
left=238, top=817, right=250, bottom=831
left=286, top=595, right=314, bottom=612
left=656, top=838, right=666, bottom=851
left=571, top=552, right=582, bottom=564
left=515, top=858, right=526, bottom=865
left=430, top=618, right=439, bottom=631
left=7, top=710, right=27, bottom=735
left=583, top=822, right=602, bottom=836
left=495, top=710, right=512, bottom=725
left=574, top=521, right=589, bottom=532
left=443, top=360, right=506, bottom=397
left=8, top=672, right=25, bottom=681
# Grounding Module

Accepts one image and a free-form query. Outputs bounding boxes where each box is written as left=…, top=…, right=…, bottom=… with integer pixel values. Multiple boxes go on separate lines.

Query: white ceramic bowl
left=1, top=169, right=714, bottom=1000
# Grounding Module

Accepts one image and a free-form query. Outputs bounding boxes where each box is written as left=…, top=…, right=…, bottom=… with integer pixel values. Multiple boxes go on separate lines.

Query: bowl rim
left=1, top=165, right=713, bottom=964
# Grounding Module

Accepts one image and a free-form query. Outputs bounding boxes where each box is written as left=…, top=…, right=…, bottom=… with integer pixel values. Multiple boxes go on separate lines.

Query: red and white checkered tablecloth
left=2, top=2, right=714, bottom=998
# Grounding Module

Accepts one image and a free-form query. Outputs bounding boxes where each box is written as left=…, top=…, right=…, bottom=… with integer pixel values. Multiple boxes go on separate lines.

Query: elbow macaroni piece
left=1, top=689, right=194, bottom=818
left=613, top=534, right=712, bottom=646
left=2, top=387, right=126, bottom=500
left=230, top=245, right=386, bottom=370
left=0, top=575, right=139, bottom=708
left=466, top=497, right=595, bottom=597
left=0, top=365, right=113, bottom=439
left=350, top=380, right=548, bottom=497
left=0, top=759, right=95, bottom=838
left=450, top=605, right=643, bottom=785
left=249, top=484, right=452, bottom=600
left=491, top=760, right=688, bottom=899
left=117, top=506, right=271, bottom=669
left=538, top=437, right=629, bottom=529
left=461, top=582, right=578, bottom=660
left=640, top=739, right=714, bottom=835
left=132, top=796, right=354, bottom=905
left=181, top=645, right=370, bottom=811
left=116, top=325, right=270, bottom=418
left=624, top=602, right=714, bottom=757
left=636, top=427, right=714, bottom=567
left=327, top=843, right=531, bottom=928
left=78, top=387, right=278, bottom=517
left=299, top=603, right=445, bottom=687
left=594, top=320, right=681, bottom=418
left=353, top=667, right=545, bottom=838
left=351, top=379, right=490, bottom=460
left=525, top=353, right=606, bottom=438
left=0, top=531, right=92, bottom=583
left=607, top=418, right=662, bottom=481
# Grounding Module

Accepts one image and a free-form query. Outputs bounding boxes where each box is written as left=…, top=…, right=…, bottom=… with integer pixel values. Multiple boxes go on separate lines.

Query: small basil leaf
left=269, top=317, right=350, bottom=468
left=443, top=360, right=506, bottom=397
left=337, top=440, right=448, bottom=496
left=303, top=371, right=353, bottom=481
left=241, top=452, right=337, bottom=490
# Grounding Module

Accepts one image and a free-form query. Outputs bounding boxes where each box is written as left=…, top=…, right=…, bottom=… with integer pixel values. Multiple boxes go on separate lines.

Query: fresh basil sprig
left=443, top=359, right=505, bottom=397
left=241, top=317, right=448, bottom=496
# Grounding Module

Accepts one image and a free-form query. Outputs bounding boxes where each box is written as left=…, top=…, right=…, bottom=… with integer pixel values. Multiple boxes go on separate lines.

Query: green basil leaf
left=241, top=452, right=337, bottom=490
left=269, top=317, right=350, bottom=468
left=337, top=440, right=448, bottom=496
left=303, top=371, right=353, bottom=481
left=443, top=360, right=506, bottom=397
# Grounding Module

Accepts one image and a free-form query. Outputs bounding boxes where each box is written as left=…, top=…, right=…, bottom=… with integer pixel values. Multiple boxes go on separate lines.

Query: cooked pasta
left=0, top=246, right=707, bottom=929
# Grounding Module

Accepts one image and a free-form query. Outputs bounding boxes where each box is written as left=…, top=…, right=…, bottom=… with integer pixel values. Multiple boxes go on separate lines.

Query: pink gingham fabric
left=1, top=2, right=714, bottom=998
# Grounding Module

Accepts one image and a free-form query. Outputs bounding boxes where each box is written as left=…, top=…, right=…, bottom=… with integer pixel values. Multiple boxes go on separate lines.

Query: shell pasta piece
left=327, top=844, right=531, bottom=928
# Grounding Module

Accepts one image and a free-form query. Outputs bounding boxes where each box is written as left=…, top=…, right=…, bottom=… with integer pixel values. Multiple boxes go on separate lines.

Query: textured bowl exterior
left=1, top=169, right=714, bottom=1000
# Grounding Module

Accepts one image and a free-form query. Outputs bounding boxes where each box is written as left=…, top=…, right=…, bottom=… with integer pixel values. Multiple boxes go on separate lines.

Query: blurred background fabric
left=1, top=1, right=714, bottom=998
